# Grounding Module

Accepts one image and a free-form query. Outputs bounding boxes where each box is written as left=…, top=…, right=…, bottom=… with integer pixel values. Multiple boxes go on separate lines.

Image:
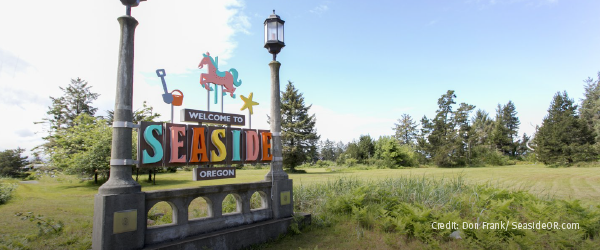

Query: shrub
left=470, top=145, right=513, bottom=166
left=0, top=183, right=16, bottom=205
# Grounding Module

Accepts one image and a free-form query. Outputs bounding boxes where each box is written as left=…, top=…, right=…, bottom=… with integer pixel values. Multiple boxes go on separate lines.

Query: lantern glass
left=264, top=22, right=268, bottom=44
left=267, top=21, right=278, bottom=42
left=277, top=22, right=284, bottom=42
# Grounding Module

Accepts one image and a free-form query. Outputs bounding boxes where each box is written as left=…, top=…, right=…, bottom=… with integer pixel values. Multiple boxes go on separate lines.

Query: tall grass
left=294, top=176, right=600, bottom=249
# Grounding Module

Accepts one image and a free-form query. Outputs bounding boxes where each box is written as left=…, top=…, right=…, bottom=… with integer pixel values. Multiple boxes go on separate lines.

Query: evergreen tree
left=416, top=115, right=433, bottom=162
left=45, top=78, right=99, bottom=131
left=491, top=101, right=521, bottom=156
left=453, top=102, right=476, bottom=164
left=0, top=148, right=28, bottom=177
left=471, top=109, right=494, bottom=146
left=503, top=101, right=520, bottom=144
left=393, top=114, right=417, bottom=145
left=319, top=139, right=337, bottom=161
left=280, top=81, right=319, bottom=171
left=357, top=135, right=375, bottom=161
left=579, top=72, right=600, bottom=143
left=534, top=91, right=596, bottom=165
left=36, top=78, right=99, bottom=157
left=429, top=90, right=460, bottom=167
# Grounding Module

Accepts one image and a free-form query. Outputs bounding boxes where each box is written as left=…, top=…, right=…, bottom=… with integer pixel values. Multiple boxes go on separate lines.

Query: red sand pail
left=171, top=90, right=184, bottom=106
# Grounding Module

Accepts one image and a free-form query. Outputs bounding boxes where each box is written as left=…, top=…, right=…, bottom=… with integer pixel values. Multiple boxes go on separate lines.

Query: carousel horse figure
left=198, top=52, right=242, bottom=97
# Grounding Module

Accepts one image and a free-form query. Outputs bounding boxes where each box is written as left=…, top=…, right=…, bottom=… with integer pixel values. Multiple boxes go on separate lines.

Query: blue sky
left=1, top=0, right=599, bottom=156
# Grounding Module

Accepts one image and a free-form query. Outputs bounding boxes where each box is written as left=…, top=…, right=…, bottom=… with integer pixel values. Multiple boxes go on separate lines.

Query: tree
left=429, top=90, right=461, bottom=167
left=534, top=91, right=597, bottom=165
left=471, top=109, right=494, bottom=146
left=44, top=78, right=99, bottom=131
left=0, top=148, right=28, bottom=177
left=453, top=102, right=476, bottom=164
left=49, top=114, right=112, bottom=181
left=393, top=114, right=417, bottom=146
left=319, top=139, right=337, bottom=161
left=579, top=72, right=600, bottom=143
left=491, top=101, right=521, bottom=156
left=279, top=81, right=320, bottom=171
left=374, top=136, right=417, bottom=167
left=357, top=135, right=375, bottom=161
left=36, top=78, right=99, bottom=157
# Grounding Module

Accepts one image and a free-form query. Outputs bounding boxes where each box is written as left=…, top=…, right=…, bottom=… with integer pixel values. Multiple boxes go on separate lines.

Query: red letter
left=245, top=130, right=259, bottom=161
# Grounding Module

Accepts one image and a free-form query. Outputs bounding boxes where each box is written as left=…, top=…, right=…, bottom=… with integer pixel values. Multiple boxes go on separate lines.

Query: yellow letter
left=211, top=129, right=226, bottom=162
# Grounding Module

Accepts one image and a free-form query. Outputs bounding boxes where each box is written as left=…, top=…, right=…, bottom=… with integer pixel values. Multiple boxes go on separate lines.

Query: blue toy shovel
left=156, top=69, right=173, bottom=104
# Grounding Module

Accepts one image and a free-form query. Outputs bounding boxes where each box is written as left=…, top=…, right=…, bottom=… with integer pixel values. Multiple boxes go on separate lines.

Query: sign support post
left=92, top=8, right=145, bottom=250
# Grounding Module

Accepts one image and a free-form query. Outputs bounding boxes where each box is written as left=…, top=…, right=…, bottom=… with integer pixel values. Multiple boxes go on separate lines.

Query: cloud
left=0, top=0, right=248, bottom=156
left=310, top=4, right=329, bottom=15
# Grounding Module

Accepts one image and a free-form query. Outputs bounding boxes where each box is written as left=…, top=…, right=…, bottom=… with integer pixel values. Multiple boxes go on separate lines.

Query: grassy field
left=0, top=164, right=599, bottom=249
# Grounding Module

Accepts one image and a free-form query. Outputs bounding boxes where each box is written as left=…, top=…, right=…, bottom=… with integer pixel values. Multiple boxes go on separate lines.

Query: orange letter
left=189, top=127, right=208, bottom=163
left=261, top=132, right=273, bottom=161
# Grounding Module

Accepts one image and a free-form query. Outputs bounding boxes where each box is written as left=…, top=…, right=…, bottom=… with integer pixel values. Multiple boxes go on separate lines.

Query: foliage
left=469, top=145, right=513, bottom=166
left=491, top=101, right=521, bottom=156
left=534, top=91, right=597, bottom=165
left=318, top=139, right=338, bottom=161
left=393, top=114, right=417, bottom=145
left=580, top=71, right=600, bottom=144
left=373, top=136, right=417, bottom=168
left=36, top=78, right=100, bottom=158
left=294, top=176, right=600, bottom=248
left=0, top=183, right=17, bottom=205
left=49, top=114, right=112, bottom=178
left=279, top=81, right=320, bottom=171
left=0, top=148, right=28, bottom=177
left=15, top=212, right=64, bottom=236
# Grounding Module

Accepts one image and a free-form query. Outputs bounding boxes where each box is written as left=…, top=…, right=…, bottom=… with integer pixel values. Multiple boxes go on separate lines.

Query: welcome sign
left=137, top=108, right=273, bottom=180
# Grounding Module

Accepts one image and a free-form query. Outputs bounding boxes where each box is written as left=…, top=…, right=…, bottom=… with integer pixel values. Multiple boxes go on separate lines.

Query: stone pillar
left=92, top=15, right=145, bottom=250
left=265, top=60, right=293, bottom=219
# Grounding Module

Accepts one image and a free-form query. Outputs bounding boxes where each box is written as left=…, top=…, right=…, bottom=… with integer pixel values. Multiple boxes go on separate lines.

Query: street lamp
left=264, top=10, right=285, bottom=61
left=265, top=10, right=288, bottom=183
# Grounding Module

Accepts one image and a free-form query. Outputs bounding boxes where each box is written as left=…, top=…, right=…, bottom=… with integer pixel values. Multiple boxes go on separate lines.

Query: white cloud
left=310, top=4, right=329, bottom=15
left=0, top=0, right=248, bottom=156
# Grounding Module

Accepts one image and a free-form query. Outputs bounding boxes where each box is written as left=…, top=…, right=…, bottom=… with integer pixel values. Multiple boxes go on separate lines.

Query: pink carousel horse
left=198, top=52, right=242, bottom=97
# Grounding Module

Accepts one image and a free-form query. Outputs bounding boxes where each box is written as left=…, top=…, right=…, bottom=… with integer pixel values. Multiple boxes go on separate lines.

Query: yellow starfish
left=240, top=92, right=259, bottom=115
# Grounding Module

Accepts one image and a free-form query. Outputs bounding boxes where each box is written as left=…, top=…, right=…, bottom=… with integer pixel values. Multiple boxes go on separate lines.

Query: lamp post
left=92, top=1, right=147, bottom=249
left=264, top=10, right=288, bottom=182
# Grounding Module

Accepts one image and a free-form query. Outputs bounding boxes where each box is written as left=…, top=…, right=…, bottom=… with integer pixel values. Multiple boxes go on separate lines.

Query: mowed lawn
left=0, top=164, right=599, bottom=249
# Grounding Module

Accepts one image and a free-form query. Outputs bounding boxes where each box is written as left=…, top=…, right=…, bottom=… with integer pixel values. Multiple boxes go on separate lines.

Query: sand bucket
left=171, top=90, right=184, bottom=106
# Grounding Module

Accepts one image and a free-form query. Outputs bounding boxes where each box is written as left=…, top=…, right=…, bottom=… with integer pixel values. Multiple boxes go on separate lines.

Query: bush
left=0, top=183, right=17, bottom=205
left=470, top=146, right=513, bottom=166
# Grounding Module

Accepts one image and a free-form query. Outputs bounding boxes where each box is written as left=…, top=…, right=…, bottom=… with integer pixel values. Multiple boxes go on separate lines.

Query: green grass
left=0, top=164, right=599, bottom=249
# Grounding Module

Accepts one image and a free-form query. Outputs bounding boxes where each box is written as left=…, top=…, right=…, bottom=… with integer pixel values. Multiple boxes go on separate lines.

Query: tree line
left=316, top=72, right=600, bottom=168
left=2, top=72, right=599, bottom=178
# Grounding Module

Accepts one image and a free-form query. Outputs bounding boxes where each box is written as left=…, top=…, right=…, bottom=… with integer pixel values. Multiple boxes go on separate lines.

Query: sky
left=1, top=0, right=599, bottom=158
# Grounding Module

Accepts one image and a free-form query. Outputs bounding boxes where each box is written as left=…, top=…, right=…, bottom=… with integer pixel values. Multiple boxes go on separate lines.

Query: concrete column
left=99, top=15, right=141, bottom=195
left=265, top=61, right=288, bottom=181
left=264, top=61, right=293, bottom=219
left=92, top=15, right=145, bottom=250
